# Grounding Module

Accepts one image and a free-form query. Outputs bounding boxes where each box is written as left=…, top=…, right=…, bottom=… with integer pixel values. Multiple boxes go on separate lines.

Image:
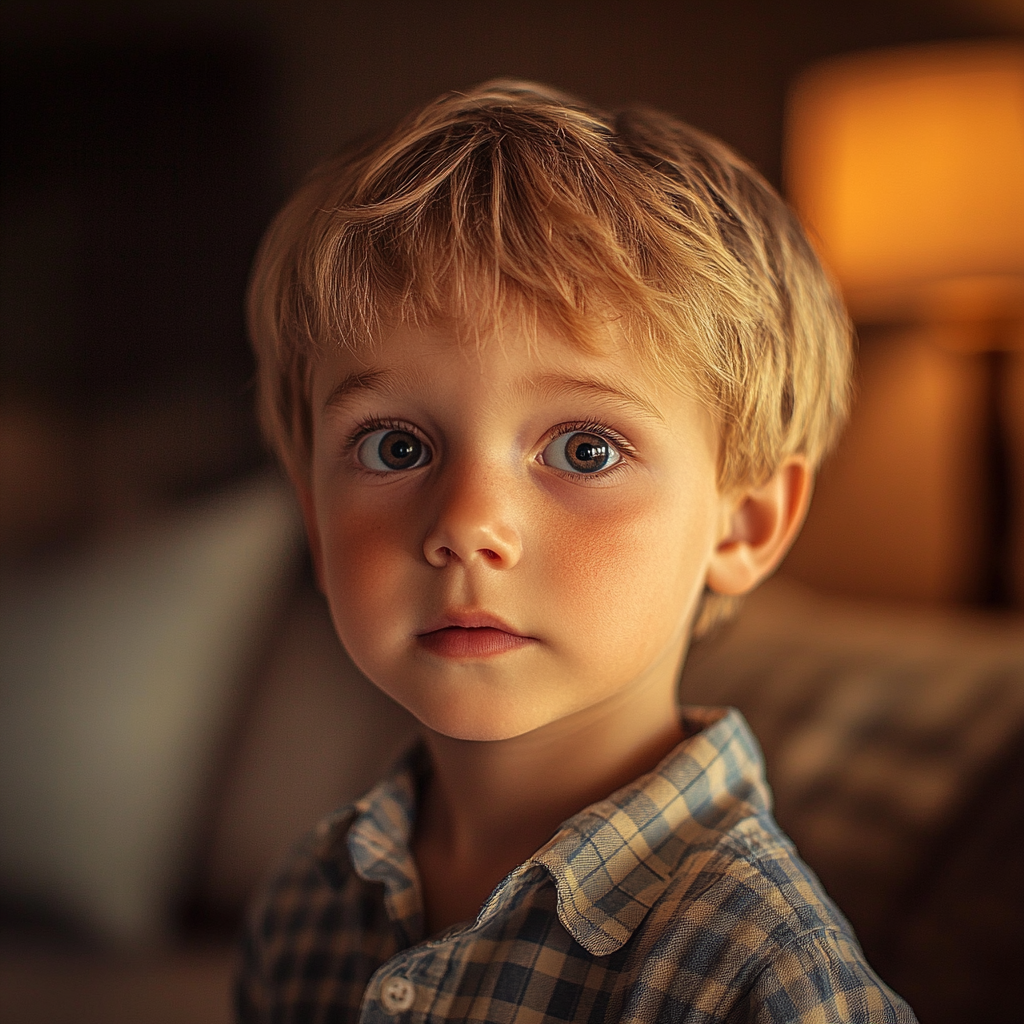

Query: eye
left=357, top=429, right=431, bottom=472
left=541, top=430, right=622, bottom=475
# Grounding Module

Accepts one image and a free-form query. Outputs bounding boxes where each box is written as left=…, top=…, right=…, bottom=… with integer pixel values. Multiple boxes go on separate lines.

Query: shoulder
left=244, top=815, right=353, bottom=947
left=631, top=813, right=917, bottom=1023
left=236, top=811, right=384, bottom=1022
left=738, top=926, right=919, bottom=1023
left=235, top=821, right=343, bottom=1009
left=235, top=742, right=426, bottom=1023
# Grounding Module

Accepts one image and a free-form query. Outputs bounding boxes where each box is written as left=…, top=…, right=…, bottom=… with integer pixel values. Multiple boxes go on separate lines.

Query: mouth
left=416, top=612, right=536, bottom=659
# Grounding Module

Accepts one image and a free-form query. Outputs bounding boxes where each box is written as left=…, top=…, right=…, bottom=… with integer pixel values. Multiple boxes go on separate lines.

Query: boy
left=237, top=81, right=916, bottom=1022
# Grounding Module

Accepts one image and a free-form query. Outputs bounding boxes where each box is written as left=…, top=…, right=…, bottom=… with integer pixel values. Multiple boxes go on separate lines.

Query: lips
left=416, top=612, right=535, bottom=659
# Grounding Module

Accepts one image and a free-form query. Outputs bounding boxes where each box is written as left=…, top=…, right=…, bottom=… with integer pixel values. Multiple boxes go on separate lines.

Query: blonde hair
left=248, top=79, right=851, bottom=634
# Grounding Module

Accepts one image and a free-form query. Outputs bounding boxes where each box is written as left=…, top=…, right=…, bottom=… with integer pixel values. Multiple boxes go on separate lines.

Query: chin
left=410, top=697, right=552, bottom=743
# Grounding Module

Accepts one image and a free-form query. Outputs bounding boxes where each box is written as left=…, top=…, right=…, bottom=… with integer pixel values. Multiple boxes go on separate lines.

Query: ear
left=292, top=474, right=326, bottom=593
left=705, top=457, right=813, bottom=597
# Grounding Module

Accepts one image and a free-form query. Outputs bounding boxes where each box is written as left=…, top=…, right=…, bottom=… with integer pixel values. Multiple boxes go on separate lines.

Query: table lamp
left=784, top=41, right=1024, bottom=604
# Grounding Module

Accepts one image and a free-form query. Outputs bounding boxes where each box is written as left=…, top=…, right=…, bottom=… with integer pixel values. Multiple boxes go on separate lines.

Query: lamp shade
left=785, top=42, right=1024, bottom=323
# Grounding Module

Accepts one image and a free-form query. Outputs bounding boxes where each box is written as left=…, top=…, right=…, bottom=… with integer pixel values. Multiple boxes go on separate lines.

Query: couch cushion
left=680, top=576, right=1024, bottom=1023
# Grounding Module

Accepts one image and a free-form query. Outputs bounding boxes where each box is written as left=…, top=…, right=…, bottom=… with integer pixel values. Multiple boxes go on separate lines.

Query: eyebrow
left=529, top=372, right=665, bottom=421
left=322, top=366, right=665, bottom=421
left=323, top=369, right=396, bottom=411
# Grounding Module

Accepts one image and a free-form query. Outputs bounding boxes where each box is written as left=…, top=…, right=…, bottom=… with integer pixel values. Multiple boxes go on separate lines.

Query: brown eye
left=357, top=429, right=431, bottom=472
left=542, top=430, right=621, bottom=474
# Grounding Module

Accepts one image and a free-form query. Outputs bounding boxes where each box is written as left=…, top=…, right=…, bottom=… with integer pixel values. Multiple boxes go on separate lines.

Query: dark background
left=2, top=0, right=1019, bottom=565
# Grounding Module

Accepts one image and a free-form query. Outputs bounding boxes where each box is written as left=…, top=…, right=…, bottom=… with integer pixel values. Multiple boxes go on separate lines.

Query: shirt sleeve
left=736, top=928, right=919, bottom=1024
left=234, top=905, right=271, bottom=1024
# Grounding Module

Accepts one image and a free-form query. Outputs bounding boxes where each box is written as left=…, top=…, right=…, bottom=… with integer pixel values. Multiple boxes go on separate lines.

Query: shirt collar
left=529, top=706, right=772, bottom=954
left=313, top=707, right=770, bottom=955
left=313, top=743, right=430, bottom=946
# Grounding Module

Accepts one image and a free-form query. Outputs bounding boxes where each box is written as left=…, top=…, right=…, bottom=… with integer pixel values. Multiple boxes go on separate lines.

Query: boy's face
left=299, top=320, right=733, bottom=743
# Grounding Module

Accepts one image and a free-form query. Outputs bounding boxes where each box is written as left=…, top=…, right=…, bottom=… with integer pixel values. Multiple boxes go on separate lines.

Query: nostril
left=481, top=548, right=500, bottom=561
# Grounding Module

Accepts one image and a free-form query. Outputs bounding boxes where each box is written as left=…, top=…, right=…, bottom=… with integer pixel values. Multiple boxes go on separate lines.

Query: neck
left=409, top=647, right=689, bottom=935
left=416, top=672, right=686, bottom=871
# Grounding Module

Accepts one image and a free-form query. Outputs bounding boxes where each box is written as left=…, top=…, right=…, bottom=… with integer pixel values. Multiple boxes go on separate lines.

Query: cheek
left=315, top=500, right=414, bottom=637
left=536, top=482, right=716, bottom=637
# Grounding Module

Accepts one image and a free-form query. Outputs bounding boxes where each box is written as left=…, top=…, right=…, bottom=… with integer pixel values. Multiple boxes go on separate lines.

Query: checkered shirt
left=237, top=707, right=917, bottom=1023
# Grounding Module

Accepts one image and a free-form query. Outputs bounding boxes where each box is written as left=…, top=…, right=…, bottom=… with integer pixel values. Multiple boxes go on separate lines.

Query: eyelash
left=539, top=420, right=636, bottom=478
left=343, top=417, right=637, bottom=475
left=343, top=416, right=425, bottom=467
left=346, top=416, right=420, bottom=449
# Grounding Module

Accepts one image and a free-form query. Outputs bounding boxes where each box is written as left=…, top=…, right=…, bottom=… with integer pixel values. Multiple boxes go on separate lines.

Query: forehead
left=313, top=316, right=674, bottom=408
left=309, top=319, right=720, bottom=459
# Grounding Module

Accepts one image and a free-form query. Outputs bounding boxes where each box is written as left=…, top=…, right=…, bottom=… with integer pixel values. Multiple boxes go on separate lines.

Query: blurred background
left=1, top=2, right=1022, bottom=1023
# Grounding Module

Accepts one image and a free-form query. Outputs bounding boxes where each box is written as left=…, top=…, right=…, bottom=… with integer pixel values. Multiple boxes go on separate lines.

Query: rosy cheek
left=319, top=509, right=402, bottom=615
left=540, top=487, right=707, bottom=622
left=532, top=496, right=637, bottom=598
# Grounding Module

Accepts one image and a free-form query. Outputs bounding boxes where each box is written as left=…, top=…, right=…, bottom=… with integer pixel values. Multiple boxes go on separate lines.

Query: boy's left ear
left=705, top=457, right=813, bottom=597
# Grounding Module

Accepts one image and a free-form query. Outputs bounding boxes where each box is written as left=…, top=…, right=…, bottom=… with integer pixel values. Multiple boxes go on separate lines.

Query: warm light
left=785, top=42, right=1024, bottom=325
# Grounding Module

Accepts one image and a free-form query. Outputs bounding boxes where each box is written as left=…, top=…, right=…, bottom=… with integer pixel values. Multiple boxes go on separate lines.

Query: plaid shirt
left=237, top=707, right=916, bottom=1023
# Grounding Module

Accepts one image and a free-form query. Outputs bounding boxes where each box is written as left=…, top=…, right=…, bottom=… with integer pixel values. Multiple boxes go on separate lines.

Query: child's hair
left=248, top=79, right=851, bottom=634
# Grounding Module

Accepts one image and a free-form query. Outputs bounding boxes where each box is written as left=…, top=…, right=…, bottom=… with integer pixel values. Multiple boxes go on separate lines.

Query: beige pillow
left=0, top=475, right=302, bottom=942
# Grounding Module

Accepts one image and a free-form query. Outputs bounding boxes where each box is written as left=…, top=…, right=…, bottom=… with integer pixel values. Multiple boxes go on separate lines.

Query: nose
left=423, top=462, right=523, bottom=569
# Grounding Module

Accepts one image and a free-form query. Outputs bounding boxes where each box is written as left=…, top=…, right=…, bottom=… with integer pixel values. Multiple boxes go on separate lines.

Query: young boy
left=237, top=81, right=916, bottom=1023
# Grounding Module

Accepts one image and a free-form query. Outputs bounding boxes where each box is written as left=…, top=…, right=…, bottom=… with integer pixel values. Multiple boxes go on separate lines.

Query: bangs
left=261, top=83, right=760, bottom=370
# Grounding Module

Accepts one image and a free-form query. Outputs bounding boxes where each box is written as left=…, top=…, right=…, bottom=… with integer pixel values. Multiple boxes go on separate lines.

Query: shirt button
left=380, top=975, right=415, bottom=1013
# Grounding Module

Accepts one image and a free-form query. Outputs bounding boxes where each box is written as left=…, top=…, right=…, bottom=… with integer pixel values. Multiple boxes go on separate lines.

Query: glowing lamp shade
left=785, top=43, right=1024, bottom=323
